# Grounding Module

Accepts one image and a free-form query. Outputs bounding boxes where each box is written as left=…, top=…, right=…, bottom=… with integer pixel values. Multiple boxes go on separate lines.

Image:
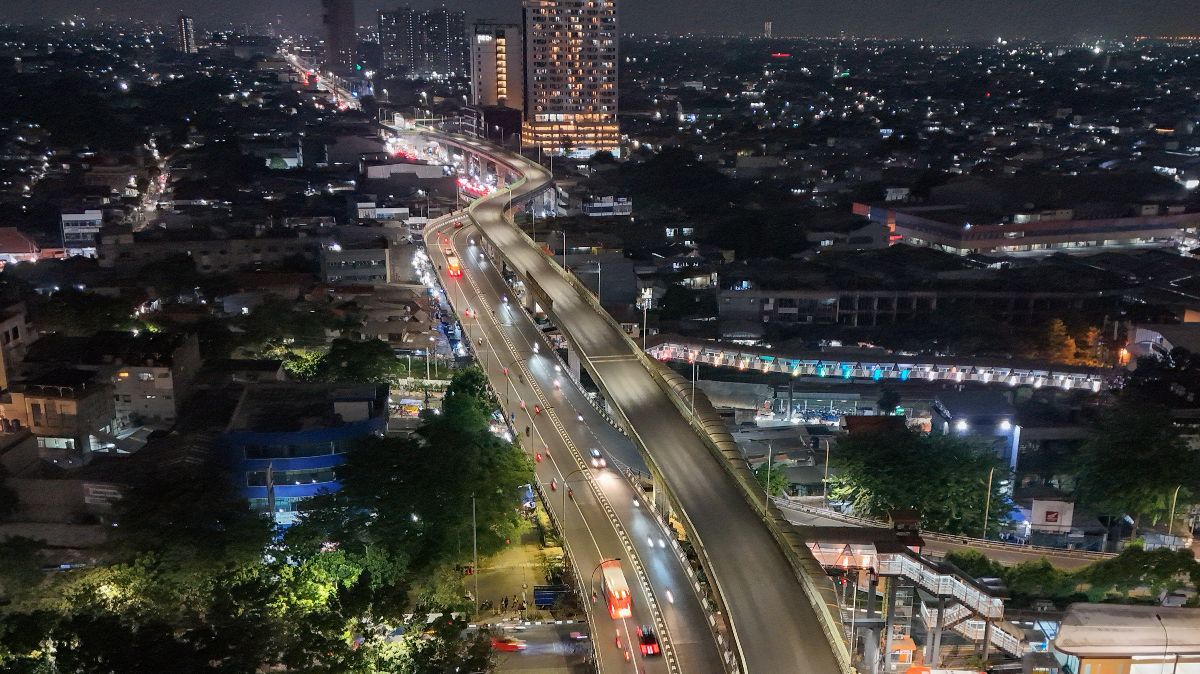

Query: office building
left=379, top=7, right=467, bottom=79
left=321, top=0, right=357, bottom=70
left=176, top=14, right=197, bottom=54
left=521, top=0, right=620, bottom=155
left=61, top=208, right=102, bottom=258
left=221, top=383, right=388, bottom=525
left=763, top=21, right=773, bottom=38
left=470, top=22, right=523, bottom=109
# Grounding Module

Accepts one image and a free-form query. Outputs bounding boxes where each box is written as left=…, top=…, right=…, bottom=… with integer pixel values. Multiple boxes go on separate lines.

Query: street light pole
left=689, top=359, right=697, bottom=418
left=472, top=494, right=479, bottom=615
left=1169, top=484, right=1182, bottom=538
left=822, top=438, right=831, bottom=502
left=981, top=466, right=996, bottom=540
left=1156, top=613, right=1176, bottom=674
left=589, top=557, right=621, bottom=604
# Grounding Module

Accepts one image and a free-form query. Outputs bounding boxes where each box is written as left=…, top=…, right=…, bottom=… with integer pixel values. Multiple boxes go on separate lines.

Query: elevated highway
left=414, top=128, right=853, bottom=674
left=426, top=216, right=727, bottom=673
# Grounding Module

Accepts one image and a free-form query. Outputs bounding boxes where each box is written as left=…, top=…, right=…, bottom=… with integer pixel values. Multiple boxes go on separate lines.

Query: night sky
left=3, top=0, right=1199, bottom=40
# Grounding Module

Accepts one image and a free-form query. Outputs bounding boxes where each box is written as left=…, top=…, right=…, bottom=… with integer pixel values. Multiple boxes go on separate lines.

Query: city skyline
left=5, top=0, right=1200, bottom=40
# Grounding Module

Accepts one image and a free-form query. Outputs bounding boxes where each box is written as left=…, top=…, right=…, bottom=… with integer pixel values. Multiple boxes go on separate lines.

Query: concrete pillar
left=981, top=618, right=992, bottom=662
left=864, top=571, right=879, bottom=674
left=881, top=579, right=897, bottom=674
left=567, top=344, right=582, bottom=382
left=929, top=597, right=946, bottom=667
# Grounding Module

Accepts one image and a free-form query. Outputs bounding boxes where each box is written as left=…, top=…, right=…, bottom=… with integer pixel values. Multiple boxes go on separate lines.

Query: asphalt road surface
left=427, top=218, right=726, bottom=674
left=422, top=131, right=845, bottom=674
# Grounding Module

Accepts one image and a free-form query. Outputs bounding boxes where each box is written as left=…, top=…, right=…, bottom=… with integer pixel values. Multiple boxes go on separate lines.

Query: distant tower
left=176, top=14, right=197, bottom=54
left=321, top=0, right=356, bottom=70
left=763, top=21, right=773, bottom=39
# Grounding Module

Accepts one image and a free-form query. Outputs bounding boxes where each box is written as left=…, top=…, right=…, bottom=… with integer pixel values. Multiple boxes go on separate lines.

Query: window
left=137, top=372, right=154, bottom=382
left=246, top=466, right=338, bottom=487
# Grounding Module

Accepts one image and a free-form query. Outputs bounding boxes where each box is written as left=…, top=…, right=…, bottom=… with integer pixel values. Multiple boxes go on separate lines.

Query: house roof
left=0, top=228, right=38, bottom=255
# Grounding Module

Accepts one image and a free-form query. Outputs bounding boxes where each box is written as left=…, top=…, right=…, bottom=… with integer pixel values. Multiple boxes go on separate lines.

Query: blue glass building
left=221, top=383, right=388, bottom=525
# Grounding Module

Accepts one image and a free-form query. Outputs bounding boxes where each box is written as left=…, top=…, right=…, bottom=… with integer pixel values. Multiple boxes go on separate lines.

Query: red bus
left=601, top=560, right=632, bottom=619
left=447, top=254, right=462, bottom=278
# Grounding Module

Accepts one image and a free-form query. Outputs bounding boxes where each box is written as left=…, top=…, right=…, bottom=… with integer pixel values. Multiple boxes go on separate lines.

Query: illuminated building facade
left=380, top=7, right=467, bottom=79
left=471, top=22, right=523, bottom=110
left=176, top=15, right=197, bottom=54
left=521, top=0, right=619, bottom=156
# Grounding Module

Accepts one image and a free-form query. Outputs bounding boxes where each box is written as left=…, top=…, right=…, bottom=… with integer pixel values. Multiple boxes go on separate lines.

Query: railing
left=916, top=601, right=1025, bottom=657
left=778, top=500, right=1116, bottom=563
left=646, top=338, right=1115, bottom=391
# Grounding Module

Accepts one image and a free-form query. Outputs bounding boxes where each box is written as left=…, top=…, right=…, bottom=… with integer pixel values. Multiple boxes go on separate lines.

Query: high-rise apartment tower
left=521, top=0, right=619, bottom=155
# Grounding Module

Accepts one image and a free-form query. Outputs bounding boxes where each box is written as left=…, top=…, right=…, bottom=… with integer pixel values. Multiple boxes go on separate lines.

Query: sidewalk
left=474, top=514, right=565, bottom=625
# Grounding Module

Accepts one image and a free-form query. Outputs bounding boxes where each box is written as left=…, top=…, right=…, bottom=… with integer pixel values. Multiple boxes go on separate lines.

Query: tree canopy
left=830, top=430, right=1010, bottom=536
left=1074, top=400, right=1200, bottom=534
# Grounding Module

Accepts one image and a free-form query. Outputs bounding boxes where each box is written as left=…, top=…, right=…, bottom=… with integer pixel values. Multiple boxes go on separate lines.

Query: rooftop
left=1055, top=603, right=1200, bottom=657
left=25, top=330, right=192, bottom=368
left=226, top=382, right=387, bottom=434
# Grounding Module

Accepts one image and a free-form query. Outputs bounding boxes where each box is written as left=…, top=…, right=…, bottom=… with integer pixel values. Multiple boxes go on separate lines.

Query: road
left=488, top=622, right=591, bottom=673
left=422, top=130, right=846, bottom=674
left=426, top=218, right=726, bottom=674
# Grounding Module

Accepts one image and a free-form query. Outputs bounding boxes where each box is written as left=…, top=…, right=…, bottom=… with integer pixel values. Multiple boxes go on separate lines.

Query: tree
left=830, top=430, right=1009, bottom=535
left=877, top=386, right=902, bottom=415
left=315, top=338, right=403, bottom=384
left=384, top=611, right=493, bottom=674
left=1040, top=318, right=1078, bottom=364
left=237, top=296, right=339, bottom=351
left=0, top=537, right=45, bottom=603
left=1074, top=401, right=1200, bottom=536
left=754, top=462, right=790, bottom=497
left=108, top=462, right=273, bottom=578
left=290, top=367, right=533, bottom=594
left=31, top=289, right=139, bottom=336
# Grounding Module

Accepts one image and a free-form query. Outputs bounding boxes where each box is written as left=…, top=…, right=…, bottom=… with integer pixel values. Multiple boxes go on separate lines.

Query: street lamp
left=589, top=557, right=621, bottom=605
left=981, top=466, right=996, bottom=539
left=1156, top=613, right=1176, bottom=674
left=426, top=336, right=435, bottom=380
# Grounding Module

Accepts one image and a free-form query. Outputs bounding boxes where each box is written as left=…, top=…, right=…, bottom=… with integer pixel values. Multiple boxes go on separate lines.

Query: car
left=589, top=448, right=607, bottom=469
left=491, top=637, right=527, bottom=652
left=533, top=404, right=543, bottom=415
left=637, top=625, right=660, bottom=656
left=453, top=220, right=464, bottom=229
